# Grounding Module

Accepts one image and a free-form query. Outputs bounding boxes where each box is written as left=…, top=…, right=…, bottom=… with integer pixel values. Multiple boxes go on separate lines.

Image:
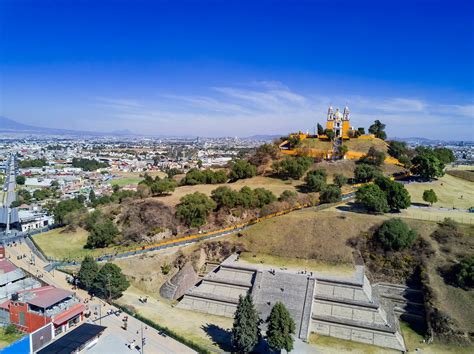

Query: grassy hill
left=298, top=137, right=388, bottom=154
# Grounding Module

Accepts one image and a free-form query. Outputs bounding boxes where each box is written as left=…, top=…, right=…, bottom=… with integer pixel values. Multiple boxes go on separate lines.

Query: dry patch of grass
left=299, top=138, right=332, bottom=151
left=405, top=174, right=474, bottom=209
left=223, top=209, right=388, bottom=265
left=117, top=286, right=233, bottom=352
left=239, top=252, right=354, bottom=276
left=446, top=169, right=474, bottom=182
left=345, top=138, right=388, bottom=154
left=398, top=207, right=474, bottom=224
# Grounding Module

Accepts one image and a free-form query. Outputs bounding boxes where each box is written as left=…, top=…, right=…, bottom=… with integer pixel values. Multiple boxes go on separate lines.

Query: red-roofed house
left=1, top=285, right=84, bottom=334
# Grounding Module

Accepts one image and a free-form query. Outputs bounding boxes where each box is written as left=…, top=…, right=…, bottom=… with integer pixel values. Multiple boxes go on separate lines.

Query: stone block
left=331, top=304, right=353, bottom=319
left=352, top=308, right=374, bottom=323
left=313, top=301, right=332, bottom=316
left=333, top=286, right=354, bottom=300
left=312, top=321, right=330, bottom=336
left=351, top=329, right=374, bottom=344
left=330, top=325, right=351, bottom=340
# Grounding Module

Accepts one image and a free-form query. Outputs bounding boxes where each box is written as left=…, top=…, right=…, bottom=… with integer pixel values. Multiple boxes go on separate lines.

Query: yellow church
left=325, top=106, right=352, bottom=139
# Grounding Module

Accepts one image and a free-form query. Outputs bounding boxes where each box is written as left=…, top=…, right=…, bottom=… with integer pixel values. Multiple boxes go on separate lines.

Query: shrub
left=359, top=147, right=386, bottom=166
left=176, top=192, right=216, bottom=227
left=319, top=185, right=341, bottom=204
left=229, top=159, right=257, bottom=181
left=272, top=157, right=312, bottom=180
left=453, top=256, right=474, bottom=289
left=333, top=173, right=348, bottom=188
left=354, top=164, right=381, bottom=183
left=375, top=218, right=418, bottom=251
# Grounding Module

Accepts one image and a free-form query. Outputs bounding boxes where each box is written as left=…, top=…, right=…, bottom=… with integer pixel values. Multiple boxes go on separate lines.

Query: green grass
left=109, top=177, right=143, bottom=186
left=309, top=333, right=397, bottom=353
left=0, top=329, right=24, bottom=349
left=33, top=227, right=121, bottom=261
left=400, top=321, right=473, bottom=353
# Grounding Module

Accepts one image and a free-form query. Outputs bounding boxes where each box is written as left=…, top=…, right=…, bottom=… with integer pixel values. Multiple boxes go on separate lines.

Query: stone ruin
left=177, top=254, right=415, bottom=351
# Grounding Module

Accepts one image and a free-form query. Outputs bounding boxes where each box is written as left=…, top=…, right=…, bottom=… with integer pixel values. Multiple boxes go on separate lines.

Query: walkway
left=4, top=242, right=195, bottom=354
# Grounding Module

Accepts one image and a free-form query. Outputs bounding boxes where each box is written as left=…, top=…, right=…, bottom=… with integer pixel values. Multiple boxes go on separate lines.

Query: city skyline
left=1, top=0, right=473, bottom=140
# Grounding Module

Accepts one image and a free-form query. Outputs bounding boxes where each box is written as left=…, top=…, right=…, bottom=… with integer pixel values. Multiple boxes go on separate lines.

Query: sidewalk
left=5, top=242, right=196, bottom=354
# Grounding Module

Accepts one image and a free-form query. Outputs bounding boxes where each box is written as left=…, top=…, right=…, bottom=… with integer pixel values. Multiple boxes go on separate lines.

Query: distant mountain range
left=0, top=116, right=133, bottom=136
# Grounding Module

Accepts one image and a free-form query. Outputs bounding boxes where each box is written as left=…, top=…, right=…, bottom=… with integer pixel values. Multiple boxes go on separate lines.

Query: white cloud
left=92, top=84, right=474, bottom=140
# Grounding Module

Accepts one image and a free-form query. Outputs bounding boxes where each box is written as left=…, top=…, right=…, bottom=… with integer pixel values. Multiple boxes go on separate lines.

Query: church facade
left=325, top=106, right=352, bottom=139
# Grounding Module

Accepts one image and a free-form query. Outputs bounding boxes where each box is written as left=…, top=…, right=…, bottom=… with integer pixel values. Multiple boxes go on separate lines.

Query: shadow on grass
left=201, top=323, right=233, bottom=352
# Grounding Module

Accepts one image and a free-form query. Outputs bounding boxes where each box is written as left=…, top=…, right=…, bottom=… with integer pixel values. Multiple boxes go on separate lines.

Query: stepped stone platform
left=177, top=254, right=407, bottom=351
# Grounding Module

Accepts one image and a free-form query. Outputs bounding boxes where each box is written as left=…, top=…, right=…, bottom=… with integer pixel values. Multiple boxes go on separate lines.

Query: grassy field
left=299, top=138, right=332, bottom=150
left=397, top=207, right=474, bottom=224
left=446, top=169, right=474, bottom=182
left=109, top=176, right=142, bottom=186
left=404, top=173, right=474, bottom=209
left=156, top=176, right=303, bottom=207
left=0, top=330, right=24, bottom=349
left=33, top=227, right=119, bottom=261
left=309, top=333, right=397, bottom=353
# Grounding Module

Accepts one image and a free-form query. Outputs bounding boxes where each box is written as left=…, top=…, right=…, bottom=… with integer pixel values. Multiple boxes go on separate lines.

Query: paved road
left=5, top=242, right=195, bottom=354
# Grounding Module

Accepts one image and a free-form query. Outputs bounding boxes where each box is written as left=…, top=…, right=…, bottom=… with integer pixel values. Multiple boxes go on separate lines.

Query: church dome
left=334, top=110, right=343, bottom=119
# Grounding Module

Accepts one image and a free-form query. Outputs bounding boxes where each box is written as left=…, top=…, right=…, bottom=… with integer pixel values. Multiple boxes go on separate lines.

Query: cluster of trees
left=211, top=186, right=276, bottom=209
left=89, top=186, right=135, bottom=207
left=77, top=256, right=129, bottom=299
left=84, top=210, right=119, bottom=249
left=374, top=218, right=418, bottom=251
left=354, top=164, right=382, bottom=183
left=72, top=158, right=108, bottom=171
left=232, top=294, right=295, bottom=353
left=139, top=174, right=177, bottom=196
left=272, top=156, right=313, bottom=179
left=53, top=196, right=86, bottom=224
left=19, top=158, right=47, bottom=168
left=180, top=168, right=227, bottom=185
left=368, top=120, right=387, bottom=140
left=303, top=168, right=342, bottom=203
left=387, top=142, right=455, bottom=180
left=356, top=176, right=411, bottom=213
left=176, top=185, right=279, bottom=228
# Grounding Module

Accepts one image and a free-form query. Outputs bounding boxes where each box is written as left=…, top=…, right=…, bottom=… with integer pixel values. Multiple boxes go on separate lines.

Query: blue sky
left=1, top=0, right=473, bottom=139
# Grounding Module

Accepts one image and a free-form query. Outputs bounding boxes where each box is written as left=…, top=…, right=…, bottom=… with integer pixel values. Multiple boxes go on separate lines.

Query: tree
left=305, top=169, right=327, bottom=192
left=359, top=147, right=385, bottom=166
left=388, top=141, right=408, bottom=159
left=325, top=129, right=335, bottom=141
left=423, top=189, right=438, bottom=206
left=231, top=294, right=260, bottom=353
left=272, top=157, right=312, bottom=180
left=333, top=174, right=348, bottom=188
left=411, top=153, right=444, bottom=180
left=176, top=192, right=216, bottom=227
left=320, top=185, right=342, bottom=204
left=197, top=159, right=203, bottom=168
left=356, top=184, right=389, bottom=213
left=53, top=197, right=85, bottom=224
left=229, top=159, right=257, bottom=182
left=77, top=256, right=99, bottom=291
left=357, top=127, right=366, bottom=135
left=375, top=218, right=418, bottom=251
left=317, top=123, right=324, bottom=136
left=15, top=175, right=25, bottom=185
left=266, top=302, right=295, bottom=353
left=374, top=177, right=411, bottom=211
left=354, top=164, right=381, bottom=183
left=368, top=120, right=387, bottom=140
left=433, top=147, right=455, bottom=165
left=85, top=220, right=119, bottom=248
left=150, top=179, right=176, bottom=196
left=453, top=256, right=474, bottom=289
left=92, top=263, right=130, bottom=300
